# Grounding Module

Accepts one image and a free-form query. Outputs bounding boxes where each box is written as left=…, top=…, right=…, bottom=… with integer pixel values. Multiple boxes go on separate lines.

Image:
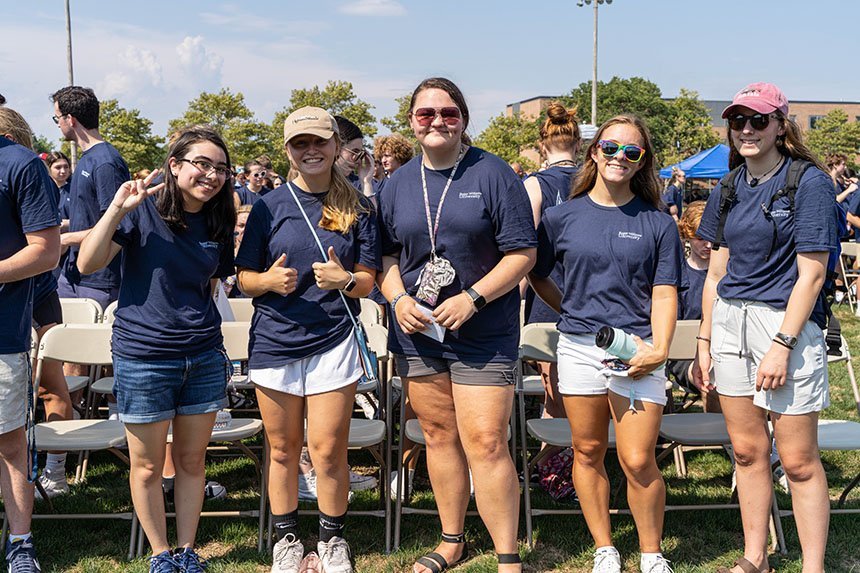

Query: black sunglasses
left=728, top=113, right=777, bottom=132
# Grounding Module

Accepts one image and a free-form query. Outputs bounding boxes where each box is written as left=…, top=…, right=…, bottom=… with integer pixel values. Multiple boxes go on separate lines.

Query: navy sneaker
left=6, top=536, right=41, bottom=573
left=174, top=547, right=208, bottom=572
left=149, top=550, right=180, bottom=573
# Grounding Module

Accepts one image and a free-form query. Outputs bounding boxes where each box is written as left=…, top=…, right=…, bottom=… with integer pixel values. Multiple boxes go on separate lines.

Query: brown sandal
left=716, top=557, right=772, bottom=573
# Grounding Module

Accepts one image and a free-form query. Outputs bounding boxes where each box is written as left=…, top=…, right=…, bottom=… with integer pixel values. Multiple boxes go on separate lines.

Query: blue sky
left=2, top=0, right=858, bottom=151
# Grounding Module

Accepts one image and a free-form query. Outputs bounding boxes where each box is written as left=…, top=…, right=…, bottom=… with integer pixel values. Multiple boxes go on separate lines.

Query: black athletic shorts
left=32, top=290, right=63, bottom=329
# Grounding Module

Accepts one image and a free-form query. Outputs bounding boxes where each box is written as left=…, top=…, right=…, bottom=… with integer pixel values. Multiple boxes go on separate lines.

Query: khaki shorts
left=0, top=352, right=30, bottom=434
left=394, top=354, right=517, bottom=386
left=710, top=297, right=829, bottom=415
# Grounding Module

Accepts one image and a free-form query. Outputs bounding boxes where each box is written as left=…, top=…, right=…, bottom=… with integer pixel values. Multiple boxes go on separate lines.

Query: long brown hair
left=0, top=107, right=34, bottom=150
left=570, top=114, right=661, bottom=207
left=727, top=112, right=825, bottom=171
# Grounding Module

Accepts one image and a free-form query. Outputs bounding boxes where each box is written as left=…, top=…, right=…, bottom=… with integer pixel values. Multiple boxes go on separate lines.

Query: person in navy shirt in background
left=694, top=83, right=836, bottom=573
left=234, top=158, right=269, bottom=206
left=522, top=101, right=581, bottom=428
left=661, top=167, right=685, bottom=221
left=236, top=107, right=379, bottom=573
left=529, top=115, right=683, bottom=573
left=0, top=106, right=61, bottom=573
left=77, top=126, right=236, bottom=573
left=335, top=116, right=381, bottom=200
left=377, top=78, right=536, bottom=573
left=51, top=86, right=129, bottom=312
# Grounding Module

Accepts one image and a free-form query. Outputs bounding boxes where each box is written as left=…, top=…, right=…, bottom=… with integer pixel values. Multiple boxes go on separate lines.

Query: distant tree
left=663, top=89, right=721, bottom=165
left=806, top=109, right=860, bottom=162
left=33, top=134, right=54, bottom=154
left=475, top=113, right=540, bottom=171
left=274, top=81, right=377, bottom=138
left=568, top=76, right=674, bottom=163
left=99, top=99, right=164, bottom=173
left=380, top=94, right=416, bottom=145
left=169, top=88, right=274, bottom=170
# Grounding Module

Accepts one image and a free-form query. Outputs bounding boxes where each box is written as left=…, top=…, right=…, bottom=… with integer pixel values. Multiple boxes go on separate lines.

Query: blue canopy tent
left=659, top=144, right=730, bottom=179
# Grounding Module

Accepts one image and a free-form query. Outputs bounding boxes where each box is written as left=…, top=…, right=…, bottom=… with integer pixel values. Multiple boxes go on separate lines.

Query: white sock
left=595, top=545, right=618, bottom=555
left=640, top=552, right=663, bottom=569
left=44, top=453, right=67, bottom=477
left=8, top=533, right=31, bottom=544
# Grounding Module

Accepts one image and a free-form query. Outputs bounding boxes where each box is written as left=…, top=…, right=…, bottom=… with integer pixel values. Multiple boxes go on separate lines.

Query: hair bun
left=546, top=102, right=571, bottom=125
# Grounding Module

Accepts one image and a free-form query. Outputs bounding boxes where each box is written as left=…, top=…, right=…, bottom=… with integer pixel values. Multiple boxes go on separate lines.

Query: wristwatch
left=774, top=332, right=798, bottom=349
left=465, top=287, right=486, bottom=311
left=341, top=271, right=357, bottom=293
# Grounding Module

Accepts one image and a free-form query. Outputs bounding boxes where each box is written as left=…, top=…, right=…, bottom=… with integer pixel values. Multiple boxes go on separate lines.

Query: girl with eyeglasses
left=694, top=83, right=836, bottom=573
left=77, top=126, right=237, bottom=573
left=377, top=77, right=536, bottom=573
left=529, top=115, right=684, bottom=573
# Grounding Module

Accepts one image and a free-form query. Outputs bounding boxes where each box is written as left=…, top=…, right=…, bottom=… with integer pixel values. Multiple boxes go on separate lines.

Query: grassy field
left=11, top=306, right=860, bottom=572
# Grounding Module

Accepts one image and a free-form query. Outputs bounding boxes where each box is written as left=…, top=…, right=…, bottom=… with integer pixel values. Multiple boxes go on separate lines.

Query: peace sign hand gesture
left=112, top=169, right=164, bottom=214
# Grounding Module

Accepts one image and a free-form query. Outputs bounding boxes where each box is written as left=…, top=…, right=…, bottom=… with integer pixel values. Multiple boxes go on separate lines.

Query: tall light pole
left=65, top=0, right=77, bottom=167
left=576, top=0, right=612, bottom=126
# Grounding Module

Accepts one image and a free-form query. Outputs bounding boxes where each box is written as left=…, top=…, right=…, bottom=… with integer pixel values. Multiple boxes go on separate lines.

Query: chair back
left=103, top=300, right=118, bottom=323
left=364, top=323, right=389, bottom=361
left=59, top=297, right=102, bottom=324
left=359, top=298, right=382, bottom=326
left=221, top=322, right=250, bottom=362
left=37, top=323, right=113, bottom=365
left=519, top=323, right=559, bottom=362
left=227, top=298, right=255, bottom=322
left=668, top=319, right=700, bottom=361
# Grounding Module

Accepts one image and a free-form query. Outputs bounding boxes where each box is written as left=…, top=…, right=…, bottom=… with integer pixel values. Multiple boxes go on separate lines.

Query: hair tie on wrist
left=696, top=336, right=711, bottom=342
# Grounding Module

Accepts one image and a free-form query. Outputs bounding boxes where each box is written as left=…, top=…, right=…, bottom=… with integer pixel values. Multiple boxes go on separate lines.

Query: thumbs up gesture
left=312, top=246, right=351, bottom=291
left=265, top=253, right=298, bottom=295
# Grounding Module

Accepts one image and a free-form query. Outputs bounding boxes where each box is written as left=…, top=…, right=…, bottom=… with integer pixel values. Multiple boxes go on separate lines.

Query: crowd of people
left=0, top=78, right=842, bottom=573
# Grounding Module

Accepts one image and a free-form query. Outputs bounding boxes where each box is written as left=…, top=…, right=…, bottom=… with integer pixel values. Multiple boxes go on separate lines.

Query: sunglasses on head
left=728, top=113, right=776, bottom=132
left=597, top=139, right=645, bottom=163
left=412, top=107, right=462, bottom=127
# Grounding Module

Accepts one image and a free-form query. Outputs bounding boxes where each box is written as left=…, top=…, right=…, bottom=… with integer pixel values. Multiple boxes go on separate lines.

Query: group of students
left=0, top=77, right=838, bottom=573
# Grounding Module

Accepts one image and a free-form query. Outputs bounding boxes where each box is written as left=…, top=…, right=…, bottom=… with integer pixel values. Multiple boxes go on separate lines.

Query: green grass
left=9, top=306, right=860, bottom=571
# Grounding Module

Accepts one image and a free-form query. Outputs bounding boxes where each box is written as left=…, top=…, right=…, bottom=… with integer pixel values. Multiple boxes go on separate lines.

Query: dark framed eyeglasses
left=728, top=113, right=776, bottom=132
left=178, top=158, right=231, bottom=178
left=597, top=139, right=646, bottom=163
left=51, top=114, right=69, bottom=125
left=412, top=107, right=462, bottom=127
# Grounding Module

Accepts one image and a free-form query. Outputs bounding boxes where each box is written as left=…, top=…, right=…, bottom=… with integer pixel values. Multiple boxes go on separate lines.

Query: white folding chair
left=58, top=297, right=102, bottom=324
left=102, top=300, right=118, bottom=324
left=227, top=298, right=255, bottom=322
left=359, top=298, right=383, bottom=326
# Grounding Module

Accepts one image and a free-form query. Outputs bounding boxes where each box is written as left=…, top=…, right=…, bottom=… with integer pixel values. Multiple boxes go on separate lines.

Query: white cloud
left=176, top=36, right=223, bottom=90
left=339, top=0, right=406, bottom=17
left=98, top=46, right=163, bottom=100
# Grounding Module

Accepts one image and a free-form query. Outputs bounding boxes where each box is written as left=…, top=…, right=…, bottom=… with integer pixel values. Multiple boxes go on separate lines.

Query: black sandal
left=414, top=532, right=469, bottom=573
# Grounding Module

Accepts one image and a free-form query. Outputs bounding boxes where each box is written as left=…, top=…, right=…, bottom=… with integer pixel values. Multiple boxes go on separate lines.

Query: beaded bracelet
left=391, top=292, right=410, bottom=309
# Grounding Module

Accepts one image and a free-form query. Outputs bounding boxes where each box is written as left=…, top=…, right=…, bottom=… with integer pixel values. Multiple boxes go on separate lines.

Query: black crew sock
left=161, top=476, right=175, bottom=503
left=272, top=509, right=299, bottom=541
left=318, top=511, right=346, bottom=543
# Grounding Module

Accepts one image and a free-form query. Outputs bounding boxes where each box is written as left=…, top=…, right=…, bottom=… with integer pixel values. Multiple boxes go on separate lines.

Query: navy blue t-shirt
left=235, top=185, right=262, bottom=206
left=348, top=172, right=383, bottom=196
left=110, top=197, right=234, bottom=360
left=0, top=139, right=60, bottom=353
left=66, top=142, right=129, bottom=289
left=848, top=189, right=860, bottom=242
left=679, top=262, right=707, bottom=320
left=235, top=184, right=381, bottom=368
left=697, top=159, right=837, bottom=328
left=524, top=165, right=577, bottom=324
left=378, top=147, right=537, bottom=363
left=58, top=180, right=71, bottom=219
left=661, top=184, right=683, bottom=217
left=533, top=193, right=685, bottom=338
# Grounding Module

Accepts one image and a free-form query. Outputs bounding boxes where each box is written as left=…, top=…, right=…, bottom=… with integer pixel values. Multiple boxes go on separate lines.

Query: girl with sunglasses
left=236, top=107, right=380, bottom=573
left=235, top=158, right=270, bottom=206
left=694, top=83, right=836, bottom=573
left=77, top=126, right=237, bottom=573
left=529, top=115, right=684, bottom=573
left=377, top=77, right=536, bottom=573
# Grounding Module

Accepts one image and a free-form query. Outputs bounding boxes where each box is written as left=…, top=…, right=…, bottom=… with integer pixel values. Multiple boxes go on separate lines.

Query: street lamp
left=576, top=0, right=612, bottom=126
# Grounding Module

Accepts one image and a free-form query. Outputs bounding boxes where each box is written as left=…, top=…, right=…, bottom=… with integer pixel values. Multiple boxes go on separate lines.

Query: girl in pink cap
left=694, top=83, right=836, bottom=573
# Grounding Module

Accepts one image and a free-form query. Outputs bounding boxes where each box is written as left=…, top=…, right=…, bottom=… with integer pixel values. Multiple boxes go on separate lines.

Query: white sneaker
left=298, top=470, right=317, bottom=501
left=354, top=393, right=378, bottom=419
left=36, top=471, right=70, bottom=499
left=641, top=554, right=674, bottom=573
left=213, top=410, right=232, bottom=431
left=317, top=537, right=353, bottom=573
left=271, top=533, right=304, bottom=573
left=592, top=546, right=621, bottom=573
left=349, top=469, right=377, bottom=492
left=389, top=469, right=414, bottom=501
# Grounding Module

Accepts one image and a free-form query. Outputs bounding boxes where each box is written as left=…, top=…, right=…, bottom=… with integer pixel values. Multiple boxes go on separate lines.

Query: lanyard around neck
left=421, top=145, right=467, bottom=258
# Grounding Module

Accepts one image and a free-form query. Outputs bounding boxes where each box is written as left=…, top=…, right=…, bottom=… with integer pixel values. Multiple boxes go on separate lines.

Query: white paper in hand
left=413, top=302, right=446, bottom=343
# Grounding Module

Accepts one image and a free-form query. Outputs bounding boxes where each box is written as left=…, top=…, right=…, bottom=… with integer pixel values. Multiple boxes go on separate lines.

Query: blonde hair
left=677, top=200, right=706, bottom=239
left=0, top=107, right=34, bottom=150
left=321, top=167, right=370, bottom=233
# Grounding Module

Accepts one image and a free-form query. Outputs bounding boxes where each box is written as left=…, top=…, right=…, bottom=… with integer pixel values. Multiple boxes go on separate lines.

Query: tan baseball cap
left=283, top=106, right=339, bottom=144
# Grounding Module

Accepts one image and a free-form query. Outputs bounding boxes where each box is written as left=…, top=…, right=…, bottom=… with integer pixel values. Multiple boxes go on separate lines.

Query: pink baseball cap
left=721, top=82, right=789, bottom=118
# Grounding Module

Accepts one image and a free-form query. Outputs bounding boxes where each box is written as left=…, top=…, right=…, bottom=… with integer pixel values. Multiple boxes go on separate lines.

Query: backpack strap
left=711, top=165, right=744, bottom=252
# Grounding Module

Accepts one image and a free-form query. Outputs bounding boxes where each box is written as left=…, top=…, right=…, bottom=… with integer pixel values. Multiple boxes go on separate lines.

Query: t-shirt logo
left=617, top=231, right=642, bottom=240
left=459, top=192, right=482, bottom=199
left=770, top=209, right=790, bottom=218
left=81, top=170, right=91, bottom=178
left=199, top=241, right=219, bottom=250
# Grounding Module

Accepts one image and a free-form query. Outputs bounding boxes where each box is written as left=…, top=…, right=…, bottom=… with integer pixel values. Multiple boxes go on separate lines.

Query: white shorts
left=557, top=333, right=669, bottom=407
left=710, top=297, right=829, bottom=415
left=250, top=333, right=364, bottom=397
left=0, top=353, right=29, bottom=434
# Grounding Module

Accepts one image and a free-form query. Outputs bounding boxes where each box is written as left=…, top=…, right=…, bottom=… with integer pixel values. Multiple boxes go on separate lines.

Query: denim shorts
left=113, top=347, right=230, bottom=424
